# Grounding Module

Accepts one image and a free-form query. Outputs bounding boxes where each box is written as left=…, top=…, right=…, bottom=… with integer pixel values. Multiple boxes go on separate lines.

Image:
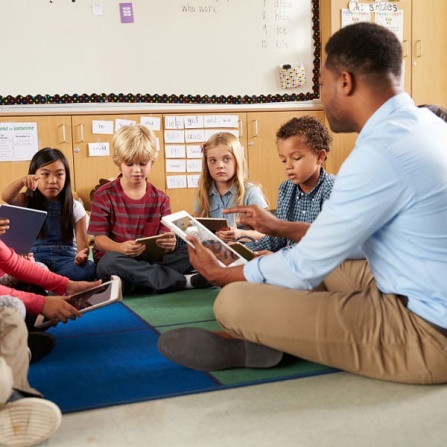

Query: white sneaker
left=0, top=397, right=61, bottom=447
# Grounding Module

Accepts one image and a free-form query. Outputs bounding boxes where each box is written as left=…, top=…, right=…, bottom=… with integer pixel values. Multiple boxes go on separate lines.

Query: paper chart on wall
left=165, top=145, right=186, bottom=159
left=92, top=120, right=114, bottom=135
left=140, top=116, right=161, bottom=131
left=187, top=175, right=200, bottom=188
left=165, top=116, right=184, bottom=129
left=166, top=175, right=187, bottom=189
left=115, top=119, right=136, bottom=130
left=186, top=145, right=202, bottom=159
left=0, top=122, right=38, bottom=161
left=166, top=159, right=186, bottom=173
left=88, top=142, right=110, bottom=157
left=341, top=9, right=372, bottom=27
left=186, top=159, right=202, bottom=173
left=375, top=10, right=403, bottom=41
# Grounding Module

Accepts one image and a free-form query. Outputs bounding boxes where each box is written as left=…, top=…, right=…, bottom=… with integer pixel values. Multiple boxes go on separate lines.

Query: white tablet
left=161, top=211, right=247, bottom=268
left=0, top=204, right=47, bottom=255
left=34, top=275, right=122, bottom=329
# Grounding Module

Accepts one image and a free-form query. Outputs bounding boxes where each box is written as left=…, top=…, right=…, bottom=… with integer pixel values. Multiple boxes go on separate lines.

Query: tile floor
left=45, top=371, right=447, bottom=447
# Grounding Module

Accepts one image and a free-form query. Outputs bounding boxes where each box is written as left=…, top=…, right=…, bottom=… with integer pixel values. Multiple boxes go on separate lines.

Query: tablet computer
left=135, top=234, right=167, bottom=262
left=0, top=204, right=47, bottom=255
left=161, top=211, right=247, bottom=268
left=34, top=275, right=122, bottom=329
left=228, top=242, right=256, bottom=261
left=195, top=217, right=230, bottom=233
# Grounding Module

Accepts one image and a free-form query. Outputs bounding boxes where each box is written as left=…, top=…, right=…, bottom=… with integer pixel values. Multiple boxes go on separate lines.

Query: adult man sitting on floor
left=158, top=22, right=447, bottom=385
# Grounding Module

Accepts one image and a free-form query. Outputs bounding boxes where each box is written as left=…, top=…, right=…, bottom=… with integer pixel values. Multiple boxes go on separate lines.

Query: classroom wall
left=1, top=0, right=318, bottom=101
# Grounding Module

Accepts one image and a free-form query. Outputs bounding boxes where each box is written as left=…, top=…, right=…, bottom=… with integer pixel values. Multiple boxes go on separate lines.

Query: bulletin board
left=0, top=0, right=321, bottom=106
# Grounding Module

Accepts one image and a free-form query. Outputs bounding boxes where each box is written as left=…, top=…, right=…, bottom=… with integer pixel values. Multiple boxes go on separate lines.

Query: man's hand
left=223, top=205, right=281, bottom=236
left=186, top=235, right=246, bottom=287
left=224, top=205, right=310, bottom=243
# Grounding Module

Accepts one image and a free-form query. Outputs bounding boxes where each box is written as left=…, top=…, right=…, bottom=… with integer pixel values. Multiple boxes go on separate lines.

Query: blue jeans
left=31, top=245, right=96, bottom=281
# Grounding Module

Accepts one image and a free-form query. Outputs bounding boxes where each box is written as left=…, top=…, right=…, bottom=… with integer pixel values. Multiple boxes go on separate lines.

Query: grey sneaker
left=158, top=327, right=283, bottom=371
left=0, top=397, right=62, bottom=447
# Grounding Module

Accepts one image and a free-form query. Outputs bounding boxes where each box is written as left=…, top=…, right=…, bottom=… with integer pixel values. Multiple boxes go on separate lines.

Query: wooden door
left=71, top=114, right=165, bottom=210
left=246, top=110, right=325, bottom=210
left=0, top=115, right=73, bottom=204
left=411, top=0, right=447, bottom=107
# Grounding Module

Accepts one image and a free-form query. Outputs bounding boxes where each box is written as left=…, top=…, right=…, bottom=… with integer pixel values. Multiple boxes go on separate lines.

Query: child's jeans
left=32, top=245, right=96, bottom=281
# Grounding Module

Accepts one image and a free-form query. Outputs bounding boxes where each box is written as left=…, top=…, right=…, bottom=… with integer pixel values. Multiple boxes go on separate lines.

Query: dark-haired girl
left=2, top=148, right=96, bottom=281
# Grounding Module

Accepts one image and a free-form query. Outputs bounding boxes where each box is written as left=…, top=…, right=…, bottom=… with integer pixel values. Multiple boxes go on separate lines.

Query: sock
left=184, top=274, right=193, bottom=289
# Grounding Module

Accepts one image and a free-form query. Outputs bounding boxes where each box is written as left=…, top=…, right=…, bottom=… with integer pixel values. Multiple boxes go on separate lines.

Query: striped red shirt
left=88, top=177, right=171, bottom=261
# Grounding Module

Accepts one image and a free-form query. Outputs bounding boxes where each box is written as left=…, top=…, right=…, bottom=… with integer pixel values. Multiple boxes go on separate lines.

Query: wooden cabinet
left=320, top=0, right=447, bottom=175
left=246, top=110, right=326, bottom=209
left=411, top=0, right=447, bottom=106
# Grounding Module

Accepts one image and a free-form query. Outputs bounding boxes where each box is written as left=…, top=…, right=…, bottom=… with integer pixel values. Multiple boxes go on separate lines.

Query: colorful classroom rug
left=29, top=288, right=337, bottom=414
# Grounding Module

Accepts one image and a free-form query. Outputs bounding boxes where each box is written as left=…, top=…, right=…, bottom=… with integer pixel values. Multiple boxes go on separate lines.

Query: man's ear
left=340, top=71, right=355, bottom=96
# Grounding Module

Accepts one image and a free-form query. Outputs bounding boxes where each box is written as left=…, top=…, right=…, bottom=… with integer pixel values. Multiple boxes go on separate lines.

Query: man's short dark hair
left=325, top=23, right=402, bottom=79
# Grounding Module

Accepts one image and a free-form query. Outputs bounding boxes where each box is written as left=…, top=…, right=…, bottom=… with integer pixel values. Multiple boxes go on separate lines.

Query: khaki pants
left=0, top=308, right=40, bottom=396
left=215, top=260, right=447, bottom=384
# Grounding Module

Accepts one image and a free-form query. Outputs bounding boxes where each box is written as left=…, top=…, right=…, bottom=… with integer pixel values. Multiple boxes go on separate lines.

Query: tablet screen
left=67, top=282, right=113, bottom=311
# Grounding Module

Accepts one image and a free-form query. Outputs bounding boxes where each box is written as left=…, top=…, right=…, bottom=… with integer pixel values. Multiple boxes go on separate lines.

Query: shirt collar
left=297, top=168, right=327, bottom=196
left=357, top=92, right=414, bottom=144
left=210, top=181, right=237, bottom=196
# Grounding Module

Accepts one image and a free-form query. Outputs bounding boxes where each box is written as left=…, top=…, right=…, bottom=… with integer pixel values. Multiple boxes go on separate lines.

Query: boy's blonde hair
left=112, top=124, right=158, bottom=165
left=196, top=132, right=250, bottom=217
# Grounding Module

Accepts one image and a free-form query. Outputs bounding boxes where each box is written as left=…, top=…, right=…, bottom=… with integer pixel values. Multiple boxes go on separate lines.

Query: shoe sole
left=0, top=398, right=62, bottom=447
left=158, top=327, right=283, bottom=371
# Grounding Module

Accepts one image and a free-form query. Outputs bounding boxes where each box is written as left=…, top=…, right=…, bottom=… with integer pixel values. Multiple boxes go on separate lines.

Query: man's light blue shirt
left=244, top=93, right=447, bottom=328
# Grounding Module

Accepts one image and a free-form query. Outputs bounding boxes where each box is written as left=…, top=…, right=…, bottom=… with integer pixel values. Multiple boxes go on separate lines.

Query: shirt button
left=302, top=210, right=306, bottom=214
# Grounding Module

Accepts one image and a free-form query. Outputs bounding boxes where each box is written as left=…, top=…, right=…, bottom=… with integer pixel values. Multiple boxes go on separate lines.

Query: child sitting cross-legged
left=88, top=124, right=211, bottom=295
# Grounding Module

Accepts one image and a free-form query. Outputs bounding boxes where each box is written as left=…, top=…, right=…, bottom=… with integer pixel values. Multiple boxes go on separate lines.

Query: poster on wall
left=0, top=122, right=38, bottom=161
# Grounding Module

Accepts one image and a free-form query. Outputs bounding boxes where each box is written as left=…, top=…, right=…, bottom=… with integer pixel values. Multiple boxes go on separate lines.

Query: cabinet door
left=246, top=111, right=325, bottom=209
left=411, top=0, right=447, bottom=107
left=71, top=114, right=164, bottom=210
left=0, top=115, right=73, bottom=204
left=161, top=113, right=247, bottom=214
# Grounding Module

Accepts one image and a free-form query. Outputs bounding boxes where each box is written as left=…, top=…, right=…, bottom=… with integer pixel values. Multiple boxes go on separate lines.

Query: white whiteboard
left=0, top=0, right=319, bottom=104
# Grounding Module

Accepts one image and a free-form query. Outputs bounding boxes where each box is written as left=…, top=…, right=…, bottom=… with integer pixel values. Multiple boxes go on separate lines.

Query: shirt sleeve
left=88, top=189, right=112, bottom=237
left=73, top=199, right=87, bottom=223
left=0, top=240, right=68, bottom=314
left=243, top=146, right=405, bottom=289
left=244, top=185, right=268, bottom=209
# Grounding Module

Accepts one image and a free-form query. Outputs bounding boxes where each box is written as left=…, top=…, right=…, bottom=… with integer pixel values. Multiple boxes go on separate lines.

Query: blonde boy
left=88, top=124, right=209, bottom=294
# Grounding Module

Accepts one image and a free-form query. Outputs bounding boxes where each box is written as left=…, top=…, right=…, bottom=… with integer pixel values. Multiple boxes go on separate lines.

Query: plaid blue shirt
left=245, top=168, right=335, bottom=252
